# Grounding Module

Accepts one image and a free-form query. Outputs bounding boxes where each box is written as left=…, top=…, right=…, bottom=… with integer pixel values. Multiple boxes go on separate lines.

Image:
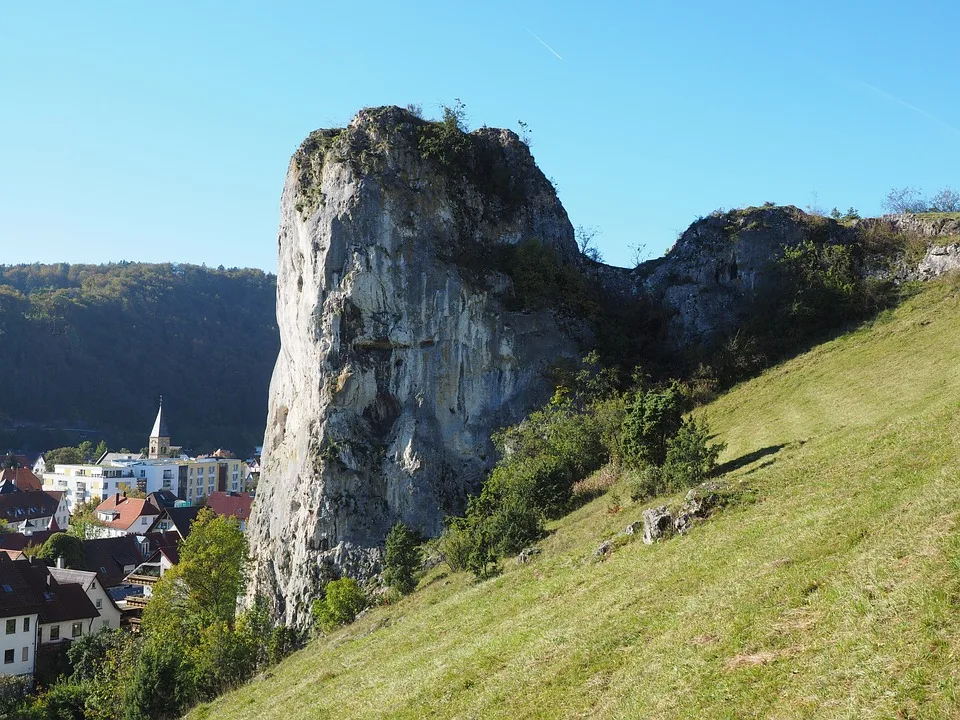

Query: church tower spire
left=148, top=396, right=171, bottom=459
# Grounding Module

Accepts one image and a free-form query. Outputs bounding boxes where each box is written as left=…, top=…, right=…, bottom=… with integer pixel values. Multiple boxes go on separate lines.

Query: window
left=71, top=622, right=82, bottom=638
left=95, top=598, right=102, bottom=609
left=22, top=617, right=29, bottom=632
left=5, top=619, right=15, bottom=635
left=21, top=647, right=27, bottom=662
left=50, top=625, right=60, bottom=641
left=3, top=649, right=12, bottom=664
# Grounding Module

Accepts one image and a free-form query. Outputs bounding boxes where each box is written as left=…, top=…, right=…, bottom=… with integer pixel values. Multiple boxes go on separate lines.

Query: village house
left=146, top=505, right=201, bottom=539
left=48, top=566, right=121, bottom=632
left=0, top=555, right=114, bottom=677
left=81, top=535, right=147, bottom=589
left=13, top=559, right=99, bottom=659
left=0, top=558, right=39, bottom=677
left=0, top=490, right=69, bottom=533
left=205, top=491, right=254, bottom=532
left=0, top=467, right=43, bottom=493
left=91, top=494, right=162, bottom=538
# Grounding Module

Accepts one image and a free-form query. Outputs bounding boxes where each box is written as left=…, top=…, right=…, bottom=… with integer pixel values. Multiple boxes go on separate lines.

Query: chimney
left=114, top=492, right=120, bottom=505
left=56, top=556, right=65, bottom=570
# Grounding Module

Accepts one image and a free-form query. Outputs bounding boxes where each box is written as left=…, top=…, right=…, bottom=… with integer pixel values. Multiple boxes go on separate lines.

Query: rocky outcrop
left=917, top=242, right=960, bottom=279
left=631, top=206, right=867, bottom=346
left=248, top=107, right=581, bottom=626
left=249, top=106, right=960, bottom=627
left=642, top=506, right=674, bottom=544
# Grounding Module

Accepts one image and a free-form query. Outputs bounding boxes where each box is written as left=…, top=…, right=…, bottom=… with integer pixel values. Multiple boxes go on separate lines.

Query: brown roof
left=0, top=530, right=58, bottom=552
left=205, top=492, right=253, bottom=522
left=94, top=494, right=161, bottom=532
left=0, top=490, right=62, bottom=526
left=82, top=535, right=146, bottom=588
left=0, top=555, right=39, bottom=618
left=0, top=468, right=43, bottom=492
left=13, top=560, right=98, bottom=623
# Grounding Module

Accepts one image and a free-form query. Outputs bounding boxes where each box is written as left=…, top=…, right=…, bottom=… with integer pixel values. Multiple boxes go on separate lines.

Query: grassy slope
left=191, top=278, right=960, bottom=720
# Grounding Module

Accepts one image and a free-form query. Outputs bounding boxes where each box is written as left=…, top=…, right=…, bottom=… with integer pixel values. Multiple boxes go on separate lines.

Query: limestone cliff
left=249, top=106, right=960, bottom=628
left=248, top=107, right=581, bottom=625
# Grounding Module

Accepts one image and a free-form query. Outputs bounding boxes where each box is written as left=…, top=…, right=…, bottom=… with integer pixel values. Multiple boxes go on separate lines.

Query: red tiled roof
left=0, top=468, right=43, bottom=492
left=205, top=492, right=252, bottom=522
left=94, top=495, right=161, bottom=532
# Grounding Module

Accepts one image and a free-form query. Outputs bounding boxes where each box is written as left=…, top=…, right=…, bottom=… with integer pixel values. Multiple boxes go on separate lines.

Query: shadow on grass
left=714, top=444, right=786, bottom=475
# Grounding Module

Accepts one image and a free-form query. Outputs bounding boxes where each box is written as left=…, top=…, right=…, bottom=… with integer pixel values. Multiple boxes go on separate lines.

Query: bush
left=383, top=522, right=422, bottom=595
left=930, top=187, right=960, bottom=212
left=621, top=384, right=685, bottom=468
left=661, top=418, right=726, bottom=491
left=628, top=465, right=665, bottom=502
left=438, top=521, right=473, bottom=573
left=123, top=640, right=194, bottom=720
left=311, top=578, right=367, bottom=633
left=442, top=354, right=625, bottom=578
left=0, top=675, right=35, bottom=719
left=34, top=680, right=88, bottom=720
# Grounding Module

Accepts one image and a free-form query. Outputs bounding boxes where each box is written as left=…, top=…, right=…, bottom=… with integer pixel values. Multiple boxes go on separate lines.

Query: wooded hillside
left=0, top=262, right=278, bottom=455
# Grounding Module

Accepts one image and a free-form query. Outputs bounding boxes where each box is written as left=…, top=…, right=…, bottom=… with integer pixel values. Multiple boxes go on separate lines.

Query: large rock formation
left=248, top=107, right=581, bottom=625
left=249, top=106, right=960, bottom=627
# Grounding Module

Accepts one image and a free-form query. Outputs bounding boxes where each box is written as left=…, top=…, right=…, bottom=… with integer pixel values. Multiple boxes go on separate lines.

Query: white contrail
left=525, top=27, right=563, bottom=60
left=859, top=81, right=960, bottom=136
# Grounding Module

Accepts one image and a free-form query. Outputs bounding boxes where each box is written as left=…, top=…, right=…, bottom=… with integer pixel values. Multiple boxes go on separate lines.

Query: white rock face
left=247, top=107, right=580, bottom=626
left=918, top=243, right=960, bottom=278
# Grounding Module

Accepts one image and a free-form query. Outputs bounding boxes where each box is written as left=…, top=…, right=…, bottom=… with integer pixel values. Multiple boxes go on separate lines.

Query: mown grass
left=189, top=276, right=960, bottom=720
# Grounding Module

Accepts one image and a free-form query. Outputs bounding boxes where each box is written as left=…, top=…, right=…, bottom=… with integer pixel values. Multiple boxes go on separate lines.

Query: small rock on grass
left=642, top=506, right=674, bottom=545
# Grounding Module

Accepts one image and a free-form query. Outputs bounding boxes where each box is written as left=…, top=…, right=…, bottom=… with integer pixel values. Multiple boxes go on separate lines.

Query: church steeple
left=148, top=396, right=171, bottom=459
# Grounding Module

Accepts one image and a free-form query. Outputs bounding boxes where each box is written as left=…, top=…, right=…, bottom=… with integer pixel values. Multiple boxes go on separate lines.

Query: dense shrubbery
left=435, top=354, right=729, bottom=578
left=311, top=578, right=368, bottom=633
left=620, top=383, right=684, bottom=468
left=438, top=370, right=727, bottom=577
left=436, top=355, right=624, bottom=577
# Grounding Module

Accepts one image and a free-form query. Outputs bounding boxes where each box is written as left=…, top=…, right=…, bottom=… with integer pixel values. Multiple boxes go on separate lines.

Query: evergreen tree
left=383, top=522, right=422, bottom=595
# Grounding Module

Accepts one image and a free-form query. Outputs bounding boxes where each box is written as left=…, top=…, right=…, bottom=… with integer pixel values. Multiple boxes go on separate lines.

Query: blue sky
left=1, top=0, right=958, bottom=271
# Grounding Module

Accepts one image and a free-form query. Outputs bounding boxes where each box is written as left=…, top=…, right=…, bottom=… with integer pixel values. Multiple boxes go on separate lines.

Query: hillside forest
left=0, top=262, right=278, bottom=455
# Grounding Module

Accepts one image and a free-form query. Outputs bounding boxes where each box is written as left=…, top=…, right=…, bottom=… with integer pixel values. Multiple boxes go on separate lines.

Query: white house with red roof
left=91, top=494, right=162, bottom=538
